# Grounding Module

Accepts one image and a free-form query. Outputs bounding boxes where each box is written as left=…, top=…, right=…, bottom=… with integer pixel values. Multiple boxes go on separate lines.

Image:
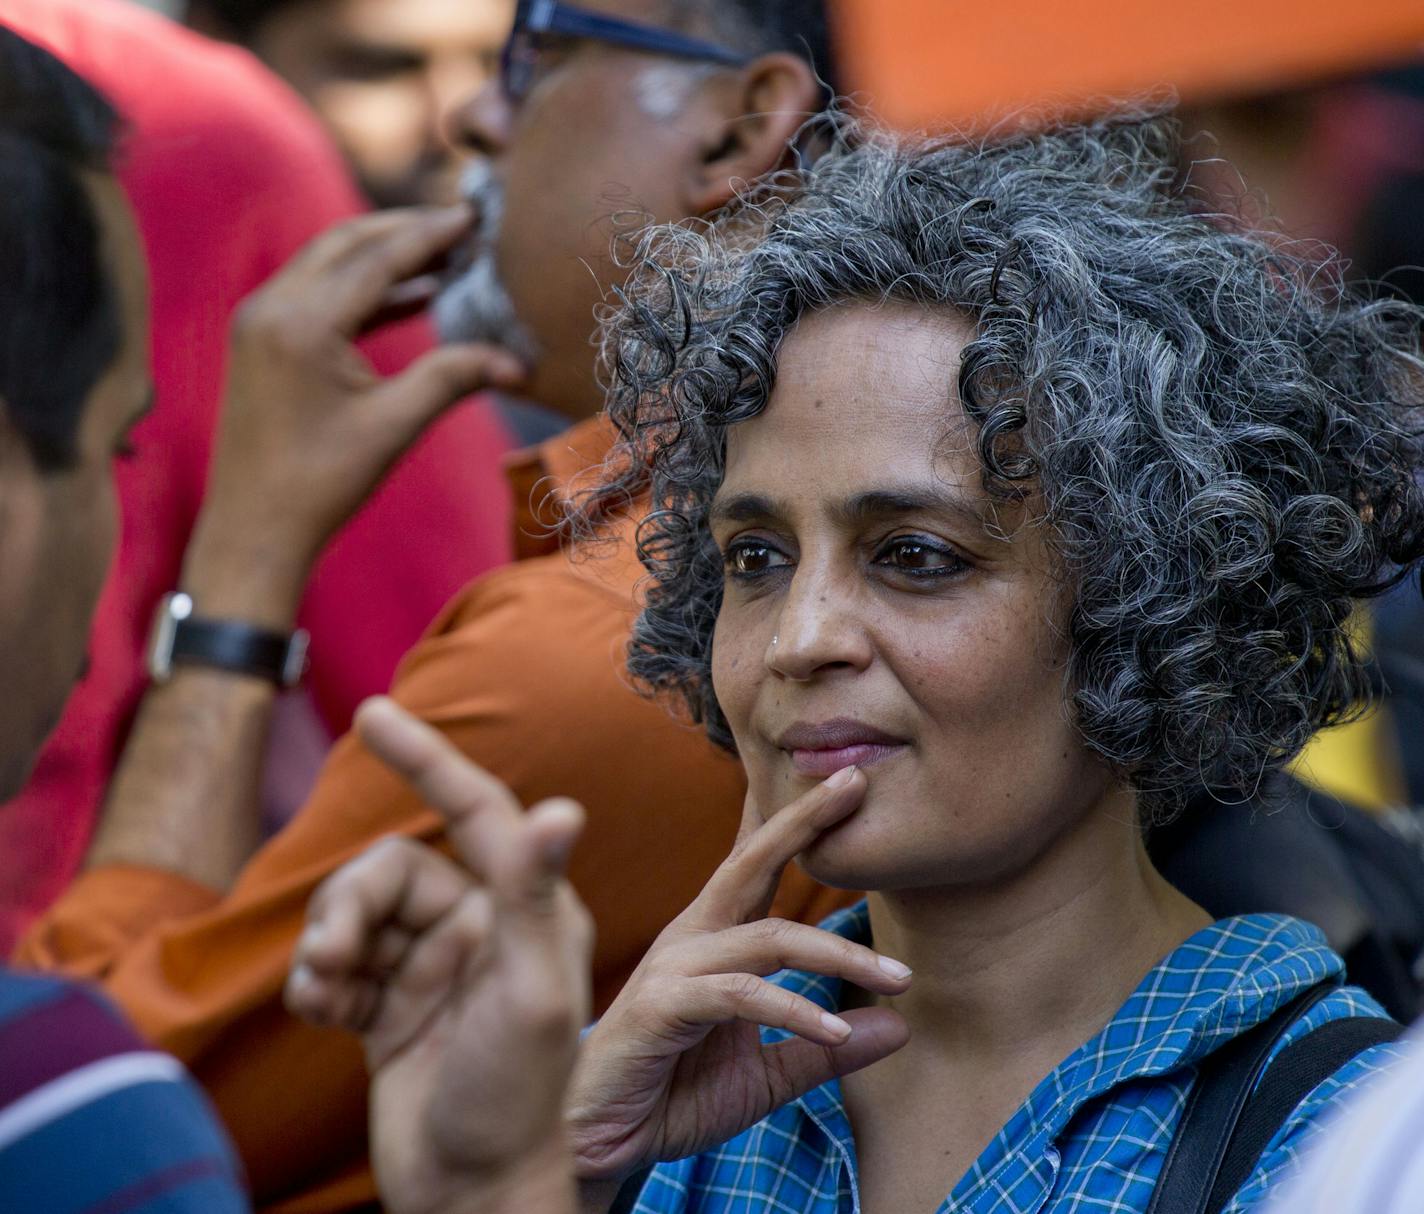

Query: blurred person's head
left=1357, top=171, right=1424, bottom=306
left=437, top=0, right=838, bottom=420
left=0, top=26, right=152, bottom=799
left=1350, top=67, right=1424, bottom=306
left=1177, top=63, right=1424, bottom=257
left=188, top=0, right=512, bottom=207
left=1178, top=93, right=1326, bottom=238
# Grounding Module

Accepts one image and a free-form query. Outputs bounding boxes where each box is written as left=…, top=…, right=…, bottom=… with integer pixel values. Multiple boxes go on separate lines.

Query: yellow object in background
left=1291, top=706, right=1407, bottom=811
left=1289, top=610, right=1408, bottom=811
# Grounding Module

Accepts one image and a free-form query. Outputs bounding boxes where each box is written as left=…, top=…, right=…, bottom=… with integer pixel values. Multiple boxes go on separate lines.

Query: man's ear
left=0, top=400, right=40, bottom=517
left=679, top=53, right=824, bottom=217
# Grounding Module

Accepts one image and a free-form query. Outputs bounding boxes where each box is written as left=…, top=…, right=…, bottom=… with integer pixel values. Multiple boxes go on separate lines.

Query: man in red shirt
left=0, top=0, right=515, bottom=951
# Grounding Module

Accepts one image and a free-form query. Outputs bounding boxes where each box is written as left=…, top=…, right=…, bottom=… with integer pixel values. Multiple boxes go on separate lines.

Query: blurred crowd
left=0, top=2, right=1423, bottom=1213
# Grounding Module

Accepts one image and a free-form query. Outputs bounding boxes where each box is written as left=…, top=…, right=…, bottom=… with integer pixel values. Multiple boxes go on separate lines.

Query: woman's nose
left=765, top=572, right=872, bottom=681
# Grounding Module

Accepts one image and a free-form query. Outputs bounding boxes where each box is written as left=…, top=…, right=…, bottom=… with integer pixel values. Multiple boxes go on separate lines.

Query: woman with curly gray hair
left=551, top=112, right=1424, bottom=1214
left=280, top=111, right=1424, bottom=1214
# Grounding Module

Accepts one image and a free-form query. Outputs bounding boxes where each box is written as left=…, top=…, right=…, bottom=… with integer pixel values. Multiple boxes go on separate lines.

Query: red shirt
left=0, top=0, right=513, bottom=950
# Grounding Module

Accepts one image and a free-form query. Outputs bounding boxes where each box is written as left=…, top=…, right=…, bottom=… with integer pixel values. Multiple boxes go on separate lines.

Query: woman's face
left=710, top=302, right=1126, bottom=892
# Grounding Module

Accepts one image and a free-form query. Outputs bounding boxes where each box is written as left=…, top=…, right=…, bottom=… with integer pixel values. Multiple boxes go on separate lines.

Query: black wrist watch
left=146, top=592, right=310, bottom=688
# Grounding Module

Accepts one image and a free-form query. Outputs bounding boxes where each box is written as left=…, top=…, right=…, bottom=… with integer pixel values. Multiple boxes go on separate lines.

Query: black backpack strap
left=1145, top=985, right=1331, bottom=1214
left=1146, top=983, right=1401, bottom=1214
left=607, top=1167, right=653, bottom=1214
left=1200, top=1011, right=1403, bottom=1214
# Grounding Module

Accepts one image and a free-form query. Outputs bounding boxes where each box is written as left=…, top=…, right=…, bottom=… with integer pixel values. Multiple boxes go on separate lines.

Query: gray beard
left=433, top=163, right=540, bottom=366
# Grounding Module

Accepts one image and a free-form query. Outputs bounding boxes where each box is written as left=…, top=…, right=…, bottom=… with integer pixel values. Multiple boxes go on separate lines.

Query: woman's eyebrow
left=709, top=488, right=992, bottom=531
left=832, top=488, right=988, bottom=530
left=708, top=493, right=783, bottom=526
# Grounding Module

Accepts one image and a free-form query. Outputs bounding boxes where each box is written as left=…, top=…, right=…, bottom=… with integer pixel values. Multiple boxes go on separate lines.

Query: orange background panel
left=832, top=0, right=1424, bottom=131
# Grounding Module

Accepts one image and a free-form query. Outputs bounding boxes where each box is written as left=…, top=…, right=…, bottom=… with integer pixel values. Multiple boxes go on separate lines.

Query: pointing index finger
left=686, top=766, right=866, bottom=929
left=355, top=696, right=525, bottom=881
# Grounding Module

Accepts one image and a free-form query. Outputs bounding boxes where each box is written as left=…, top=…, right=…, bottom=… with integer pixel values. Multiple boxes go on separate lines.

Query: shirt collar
left=502, top=414, right=619, bottom=560
left=783, top=904, right=1343, bottom=1145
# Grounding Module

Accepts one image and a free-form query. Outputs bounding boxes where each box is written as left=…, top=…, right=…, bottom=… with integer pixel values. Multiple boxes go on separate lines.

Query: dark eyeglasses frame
left=501, top=0, right=752, bottom=103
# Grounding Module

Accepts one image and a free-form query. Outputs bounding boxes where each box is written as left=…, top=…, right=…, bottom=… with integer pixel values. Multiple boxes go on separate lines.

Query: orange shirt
left=17, top=416, right=856, bottom=1214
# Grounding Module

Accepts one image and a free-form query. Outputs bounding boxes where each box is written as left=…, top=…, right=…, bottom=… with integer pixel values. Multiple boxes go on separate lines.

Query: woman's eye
left=877, top=538, right=965, bottom=576
left=724, top=542, right=791, bottom=578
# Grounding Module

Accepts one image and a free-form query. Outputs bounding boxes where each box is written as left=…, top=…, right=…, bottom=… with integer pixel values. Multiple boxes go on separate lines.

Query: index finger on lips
left=355, top=697, right=526, bottom=881
left=684, top=765, right=866, bottom=930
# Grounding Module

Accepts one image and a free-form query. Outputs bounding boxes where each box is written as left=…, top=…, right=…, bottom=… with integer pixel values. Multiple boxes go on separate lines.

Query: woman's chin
left=791, top=801, right=1027, bottom=896
left=792, top=813, right=913, bottom=892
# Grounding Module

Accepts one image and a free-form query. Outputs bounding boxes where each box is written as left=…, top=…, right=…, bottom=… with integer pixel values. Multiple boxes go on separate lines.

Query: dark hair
left=679, top=0, right=839, bottom=99
left=191, top=0, right=307, bottom=40
left=0, top=25, right=122, bottom=470
left=584, top=112, right=1424, bottom=818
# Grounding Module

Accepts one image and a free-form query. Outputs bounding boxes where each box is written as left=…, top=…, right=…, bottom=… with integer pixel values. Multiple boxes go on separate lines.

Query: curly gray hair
left=580, top=112, right=1424, bottom=816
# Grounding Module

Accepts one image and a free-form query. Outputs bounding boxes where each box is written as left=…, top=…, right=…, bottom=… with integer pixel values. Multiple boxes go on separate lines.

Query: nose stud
left=771, top=635, right=779, bottom=649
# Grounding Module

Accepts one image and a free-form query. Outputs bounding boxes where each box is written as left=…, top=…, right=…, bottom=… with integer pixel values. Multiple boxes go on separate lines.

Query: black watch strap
left=149, top=593, right=309, bottom=688
left=171, top=617, right=300, bottom=684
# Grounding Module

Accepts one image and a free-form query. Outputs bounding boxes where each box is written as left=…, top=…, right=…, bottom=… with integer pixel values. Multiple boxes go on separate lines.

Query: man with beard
left=18, top=3, right=848, bottom=1211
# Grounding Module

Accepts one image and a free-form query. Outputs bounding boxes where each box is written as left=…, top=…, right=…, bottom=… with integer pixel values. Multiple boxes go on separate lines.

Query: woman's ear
left=679, top=53, right=824, bottom=217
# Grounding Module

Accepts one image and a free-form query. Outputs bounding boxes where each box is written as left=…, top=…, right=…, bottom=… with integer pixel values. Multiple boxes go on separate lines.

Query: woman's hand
left=285, top=698, right=590, bottom=1214
left=565, top=768, right=912, bottom=1184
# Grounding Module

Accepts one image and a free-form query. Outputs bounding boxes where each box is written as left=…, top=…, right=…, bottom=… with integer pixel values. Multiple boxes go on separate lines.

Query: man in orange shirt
left=20, top=3, right=850, bottom=1212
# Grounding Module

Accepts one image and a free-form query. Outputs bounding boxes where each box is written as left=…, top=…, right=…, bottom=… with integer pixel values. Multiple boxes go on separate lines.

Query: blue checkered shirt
left=633, top=908, right=1402, bottom=1214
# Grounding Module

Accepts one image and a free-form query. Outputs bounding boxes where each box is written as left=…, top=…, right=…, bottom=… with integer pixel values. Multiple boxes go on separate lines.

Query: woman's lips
left=775, top=719, right=910, bottom=779
left=788, top=742, right=907, bottom=778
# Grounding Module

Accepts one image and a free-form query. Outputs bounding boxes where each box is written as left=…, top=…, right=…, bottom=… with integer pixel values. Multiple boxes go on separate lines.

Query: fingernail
left=382, top=274, right=441, bottom=306
left=820, top=1012, right=853, bottom=1039
left=541, top=830, right=577, bottom=871
left=878, top=956, right=912, bottom=981
left=492, top=352, right=530, bottom=381
left=826, top=765, right=858, bottom=790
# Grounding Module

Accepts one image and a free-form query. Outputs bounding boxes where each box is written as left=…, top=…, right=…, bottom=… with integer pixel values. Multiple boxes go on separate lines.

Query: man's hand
left=286, top=698, right=590, bottom=1214
left=186, top=206, right=526, bottom=627
left=564, top=768, right=912, bottom=1186
left=84, top=208, right=524, bottom=899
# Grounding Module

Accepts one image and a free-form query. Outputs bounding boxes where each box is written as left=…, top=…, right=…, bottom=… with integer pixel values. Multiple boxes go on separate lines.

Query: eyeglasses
left=500, top=0, right=751, bottom=104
